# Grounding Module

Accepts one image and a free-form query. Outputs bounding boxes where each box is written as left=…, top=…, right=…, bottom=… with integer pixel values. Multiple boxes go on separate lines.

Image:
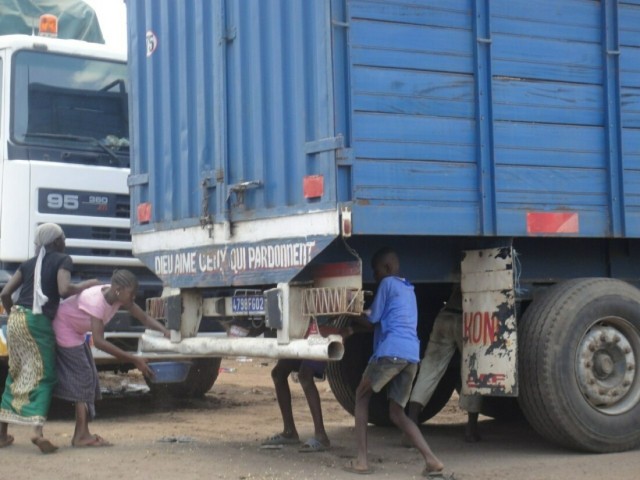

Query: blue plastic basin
left=148, top=361, right=192, bottom=383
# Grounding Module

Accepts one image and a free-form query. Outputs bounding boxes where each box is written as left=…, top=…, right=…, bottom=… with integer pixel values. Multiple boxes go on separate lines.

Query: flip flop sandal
left=261, top=433, right=300, bottom=447
left=299, top=438, right=329, bottom=453
left=424, top=471, right=457, bottom=480
left=73, top=434, right=114, bottom=448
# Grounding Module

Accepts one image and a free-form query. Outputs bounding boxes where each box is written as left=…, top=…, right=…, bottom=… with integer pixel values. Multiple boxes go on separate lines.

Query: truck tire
left=326, top=332, right=456, bottom=426
left=147, top=358, right=221, bottom=398
left=518, top=278, right=640, bottom=452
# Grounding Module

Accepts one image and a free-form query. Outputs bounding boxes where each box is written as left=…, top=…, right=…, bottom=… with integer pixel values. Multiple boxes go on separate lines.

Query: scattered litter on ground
left=100, top=382, right=149, bottom=396
left=157, top=436, right=195, bottom=443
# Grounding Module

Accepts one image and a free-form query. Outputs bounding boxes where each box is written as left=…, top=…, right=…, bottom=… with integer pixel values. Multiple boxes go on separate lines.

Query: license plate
left=231, top=295, right=265, bottom=314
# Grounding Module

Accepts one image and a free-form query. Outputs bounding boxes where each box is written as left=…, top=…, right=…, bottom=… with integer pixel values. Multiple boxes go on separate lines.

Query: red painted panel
left=137, top=202, right=152, bottom=224
left=303, top=175, right=324, bottom=199
left=526, top=212, right=579, bottom=234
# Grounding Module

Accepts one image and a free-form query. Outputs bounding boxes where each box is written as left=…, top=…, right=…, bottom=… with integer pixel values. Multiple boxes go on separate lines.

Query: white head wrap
left=32, top=223, right=64, bottom=314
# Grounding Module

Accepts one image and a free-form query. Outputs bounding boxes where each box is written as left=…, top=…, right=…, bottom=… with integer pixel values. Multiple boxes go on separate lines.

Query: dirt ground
left=1, top=358, right=639, bottom=480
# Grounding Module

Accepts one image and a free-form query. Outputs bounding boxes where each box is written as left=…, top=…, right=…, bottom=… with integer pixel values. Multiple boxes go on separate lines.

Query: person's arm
left=126, top=302, right=171, bottom=338
left=319, top=320, right=372, bottom=339
left=57, top=268, right=100, bottom=298
left=365, top=279, right=389, bottom=325
left=0, top=270, right=23, bottom=313
left=89, top=316, right=154, bottom=377
left=319, top=324, right=353, bottom=338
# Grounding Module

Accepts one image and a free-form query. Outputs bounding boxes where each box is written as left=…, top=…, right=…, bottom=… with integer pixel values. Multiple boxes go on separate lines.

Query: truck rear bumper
left=139, top=333, right=345, bottom=361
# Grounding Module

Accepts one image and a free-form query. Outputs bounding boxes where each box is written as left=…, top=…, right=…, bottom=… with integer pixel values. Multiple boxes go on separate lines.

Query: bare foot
left=343, top=459, right=373, bottom=475
left=31, top=436, right=59, bottom=454
left=424, top=458, right=445, bottom=475
left=0, top=434, right=14, bottom=448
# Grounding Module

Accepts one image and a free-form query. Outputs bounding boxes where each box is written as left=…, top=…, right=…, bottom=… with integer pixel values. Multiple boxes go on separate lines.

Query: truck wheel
left=518, top=278, right=640, bottom=452
left=147, top=358, right=221, bottom=398
left=326, top=332, right=456, bottom=426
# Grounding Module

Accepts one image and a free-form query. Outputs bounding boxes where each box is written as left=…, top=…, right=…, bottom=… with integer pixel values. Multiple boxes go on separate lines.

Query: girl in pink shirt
left=53, top=269, right=169, bottom=447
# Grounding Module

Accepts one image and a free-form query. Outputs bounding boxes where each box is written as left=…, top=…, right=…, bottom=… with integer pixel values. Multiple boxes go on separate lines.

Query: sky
left=83, top=0, right=128, bottom=53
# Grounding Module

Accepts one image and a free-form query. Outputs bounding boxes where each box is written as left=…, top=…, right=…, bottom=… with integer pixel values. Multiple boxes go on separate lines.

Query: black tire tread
left=519, top=278, right=640, bottom=452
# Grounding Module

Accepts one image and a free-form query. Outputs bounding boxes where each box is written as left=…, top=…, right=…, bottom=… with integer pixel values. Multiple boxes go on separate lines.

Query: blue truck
left=126, top=0, right=640, bottom=453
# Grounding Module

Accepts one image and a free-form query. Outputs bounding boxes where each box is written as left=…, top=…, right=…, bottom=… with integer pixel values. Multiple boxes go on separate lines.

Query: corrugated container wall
left=346, top=0, right=640, bottom=238
left=127, top=0, right=338, bottom=232
left=128, top=0, right=640, bottom=240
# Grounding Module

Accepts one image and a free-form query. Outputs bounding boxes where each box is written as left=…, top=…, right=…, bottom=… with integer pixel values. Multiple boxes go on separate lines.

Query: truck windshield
left=11, top=50, right=129, bottom=167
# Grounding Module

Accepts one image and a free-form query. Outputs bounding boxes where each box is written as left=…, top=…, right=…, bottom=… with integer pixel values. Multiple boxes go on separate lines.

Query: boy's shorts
left=362, top=357, right=418, bottom=407
left=299, top=359, right=326, bottom=380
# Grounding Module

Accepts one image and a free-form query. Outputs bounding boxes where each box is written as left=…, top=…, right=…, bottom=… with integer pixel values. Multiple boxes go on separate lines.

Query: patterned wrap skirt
left=0, top=306, right=57, bottom=426
left=54, top=342, right=101, bottom=420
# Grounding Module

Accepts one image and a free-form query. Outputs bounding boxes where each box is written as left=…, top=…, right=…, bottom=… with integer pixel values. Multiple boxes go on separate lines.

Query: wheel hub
left=577, top=324, right=636, bottom=409
left=593, top=351, right=615, bottom=377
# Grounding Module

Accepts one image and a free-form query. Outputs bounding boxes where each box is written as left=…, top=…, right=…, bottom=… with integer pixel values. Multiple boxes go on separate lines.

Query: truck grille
left=59, top=224, right=133, bottom=258
left=115, top=194, right=130, bottom=218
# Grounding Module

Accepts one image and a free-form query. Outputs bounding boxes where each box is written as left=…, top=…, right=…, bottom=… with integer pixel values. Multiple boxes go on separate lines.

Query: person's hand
left=87, top=278, right=102, bottom=288
left=340, top=326, right=354, bottom=339
left=134, top=357, right=154, bottom=378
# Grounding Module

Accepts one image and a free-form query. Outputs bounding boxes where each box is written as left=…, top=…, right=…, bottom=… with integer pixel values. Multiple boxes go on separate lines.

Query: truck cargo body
left=127, top=0, right=640, bottom=452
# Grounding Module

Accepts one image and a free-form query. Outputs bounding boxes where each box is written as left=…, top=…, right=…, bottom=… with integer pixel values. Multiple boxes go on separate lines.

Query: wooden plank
left=496, top=165, right=607, bottom=197
left=351, top=203, right=480, bottom=236
left=492, top=0, right=600, bottom=44
left=620, top=3, right=640, bottom=44
left=353, top=112, right=475, bottom=145
left=354, top=137, right=476, bottom=163
left=492, top=34, right=602, bottom=84
left=621, top=88, right=640, bottom=128
left=350, top=18, right=473, bottom=75
left=494, top=122, right=605, bottom=168
left=493, top=79, right=603, bottom=126
left=622, top=129, right=640, bottom=166
left=620, top=47, right=640, bottom=87
left=349, top=0, right=471, bottom=30
left=352, top=67, right=475, bottom=119
left=354, top=166, right=478, bottom=204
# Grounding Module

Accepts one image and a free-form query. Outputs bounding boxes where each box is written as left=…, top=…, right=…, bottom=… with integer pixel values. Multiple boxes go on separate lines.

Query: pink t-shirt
left=53, top=285, right=122, bottom=348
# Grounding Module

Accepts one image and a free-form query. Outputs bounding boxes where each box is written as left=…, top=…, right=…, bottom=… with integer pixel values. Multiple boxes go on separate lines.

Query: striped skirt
left=0, top=306, right=57, bottom=426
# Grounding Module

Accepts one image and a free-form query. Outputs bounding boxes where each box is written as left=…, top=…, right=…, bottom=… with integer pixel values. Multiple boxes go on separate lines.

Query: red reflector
left=527, top=212, right=579, bottom=234
left=137, top=202, right=152, bottom=224
left=303, top=175, right=324, bottom=199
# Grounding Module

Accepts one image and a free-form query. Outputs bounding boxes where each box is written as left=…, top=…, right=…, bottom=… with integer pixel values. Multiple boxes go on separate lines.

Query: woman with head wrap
left=0, top=223, right=99, bottom=453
